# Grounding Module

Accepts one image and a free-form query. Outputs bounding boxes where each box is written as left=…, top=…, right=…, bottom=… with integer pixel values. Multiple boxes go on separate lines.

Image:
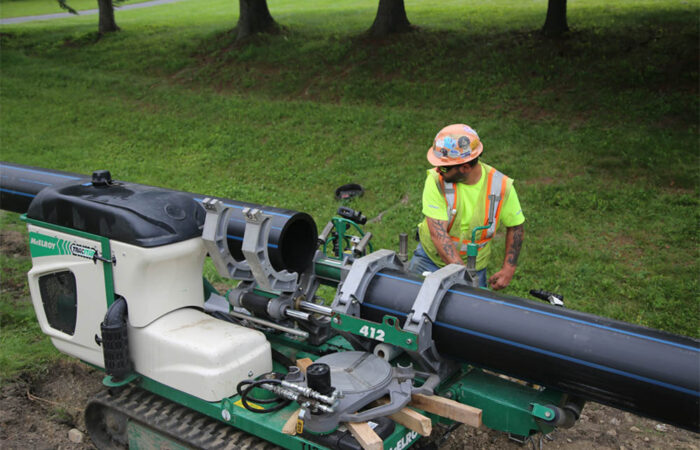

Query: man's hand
left=489, top=266, right=515, bottom=290
left=490, top=224, right=524, bottom=290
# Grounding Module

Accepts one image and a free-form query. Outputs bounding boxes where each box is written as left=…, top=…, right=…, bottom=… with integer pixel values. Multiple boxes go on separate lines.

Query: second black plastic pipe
left=359, top=269, right=699, bottom=432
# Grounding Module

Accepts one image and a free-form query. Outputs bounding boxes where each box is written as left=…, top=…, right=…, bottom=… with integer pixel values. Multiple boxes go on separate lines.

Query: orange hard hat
left=427, top=124, right=483, bottom=167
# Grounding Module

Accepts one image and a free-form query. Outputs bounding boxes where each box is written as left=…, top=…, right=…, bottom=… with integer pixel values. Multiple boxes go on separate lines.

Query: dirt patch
left=438, top=402, right=699, bottom=449
left=0, top=229, right=28, bottom=257
left=0, top=229, right=31, bottom=294
left=0, top=359, right=697, bottom=449
left=0, top=360, right=103, bottom=449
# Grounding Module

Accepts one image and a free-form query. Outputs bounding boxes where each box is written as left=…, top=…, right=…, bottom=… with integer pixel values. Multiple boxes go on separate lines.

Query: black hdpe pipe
left=359, top=269, right=699, bottom=432
left=0, top=161, right=317, bottom=274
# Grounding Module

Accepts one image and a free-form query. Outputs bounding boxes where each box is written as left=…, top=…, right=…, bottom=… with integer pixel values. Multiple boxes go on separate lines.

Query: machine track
left=85, top=386, right=280, bottom=450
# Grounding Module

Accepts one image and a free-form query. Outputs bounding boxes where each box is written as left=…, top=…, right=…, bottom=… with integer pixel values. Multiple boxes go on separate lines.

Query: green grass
left=0, top=0, right=698, bottom=382
left=0, top=212, right=64, bottom=383
left=0, top=0, right=152, bottom=19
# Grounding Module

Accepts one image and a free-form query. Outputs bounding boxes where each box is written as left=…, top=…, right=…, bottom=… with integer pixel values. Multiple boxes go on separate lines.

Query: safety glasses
left=439, top=165, right=461, bottom=174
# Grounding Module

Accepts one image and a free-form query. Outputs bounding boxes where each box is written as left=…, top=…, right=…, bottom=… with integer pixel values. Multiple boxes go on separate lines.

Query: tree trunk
left=97, top=0, right=119, bottom=33
left=237, top=0, right=278, bottom=41
left=368, top=0, right=412, bottom=38
left=542, top=0, right=569, bottom=37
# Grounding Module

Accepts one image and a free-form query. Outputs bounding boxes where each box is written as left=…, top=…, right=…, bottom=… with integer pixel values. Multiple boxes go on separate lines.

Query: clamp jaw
left=402, top=264, right=474, bottom=379
left=201, top=198, right=298, bottom=293
left=331, top=250, right=473, bottom=385
left=332, top=249, right=404, bottom=317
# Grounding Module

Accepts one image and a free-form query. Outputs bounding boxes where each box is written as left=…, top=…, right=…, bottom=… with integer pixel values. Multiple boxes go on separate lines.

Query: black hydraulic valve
left=337, top=206, right=367, bottom=225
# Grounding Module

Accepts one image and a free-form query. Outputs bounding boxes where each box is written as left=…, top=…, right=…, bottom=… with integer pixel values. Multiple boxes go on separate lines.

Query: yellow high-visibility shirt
left=417, top=162, right=524, bottom=270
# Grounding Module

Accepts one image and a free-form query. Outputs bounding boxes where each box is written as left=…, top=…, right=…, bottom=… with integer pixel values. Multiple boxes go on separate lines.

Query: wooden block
left=346, top=421, right=383, bottom=450
left=389, top=407, right=432, bottom=437
left=282, top=408, right=301, bottom=435
left=409, top=393, right=482, bottom=428
left=373, top=397, right=432, bottom=436
left=296, top=358, right=314, bottom=374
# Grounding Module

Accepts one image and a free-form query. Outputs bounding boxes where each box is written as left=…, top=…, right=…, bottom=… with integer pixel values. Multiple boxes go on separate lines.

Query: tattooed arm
left=426, top=217, right=464, bottom=266
left=488, top=224, right=524, bottom=290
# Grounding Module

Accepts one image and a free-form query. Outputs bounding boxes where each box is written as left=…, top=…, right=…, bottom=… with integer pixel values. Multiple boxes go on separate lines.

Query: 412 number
left=358, top=325, right=385, bottom=341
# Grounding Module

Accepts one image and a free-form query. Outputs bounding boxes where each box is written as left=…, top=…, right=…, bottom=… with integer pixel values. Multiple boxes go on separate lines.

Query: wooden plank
left=373, top=398, right=432, bottom=436
left=389, top=407, right=432, bottom=436
left=409, top=394, right=482, bottom=428
left=282, top=408, right=301, bottom=435
left=346, top=421, right=383, bottom=450
left=296, top=357, right=314, bottom=374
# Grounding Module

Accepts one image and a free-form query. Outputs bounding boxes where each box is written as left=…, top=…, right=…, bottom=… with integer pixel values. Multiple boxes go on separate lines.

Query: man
left=408, top=124, right=524, bottom=290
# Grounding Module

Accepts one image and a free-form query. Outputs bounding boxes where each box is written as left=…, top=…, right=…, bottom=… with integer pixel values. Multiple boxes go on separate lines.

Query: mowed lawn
left=0, top=0, right=697, bottom=382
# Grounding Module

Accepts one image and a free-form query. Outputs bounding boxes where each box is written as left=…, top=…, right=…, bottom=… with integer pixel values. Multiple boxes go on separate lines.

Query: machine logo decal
left=389, top=430, right=419, bottom=450
left=29, top=232, right=63, bottom=257
left=29, top=231, right=97, bottom=259
left=29, top=236, right=56, bottom=250
left=69, top=243, right=97, bottom=260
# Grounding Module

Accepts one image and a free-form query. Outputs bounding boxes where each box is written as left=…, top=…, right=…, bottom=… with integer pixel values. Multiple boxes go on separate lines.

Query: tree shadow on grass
left=174, top=16, right=698, bottom=188
left=184, top=12, right=696, bottom=125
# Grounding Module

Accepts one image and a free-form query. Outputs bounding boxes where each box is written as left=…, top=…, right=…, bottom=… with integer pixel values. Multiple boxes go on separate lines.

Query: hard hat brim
left=426, top=142, right=483, bottom=167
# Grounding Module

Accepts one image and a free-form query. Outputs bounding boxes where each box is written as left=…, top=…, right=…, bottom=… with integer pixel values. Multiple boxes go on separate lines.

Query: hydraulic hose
left=236, top=376, right=292, bottom=414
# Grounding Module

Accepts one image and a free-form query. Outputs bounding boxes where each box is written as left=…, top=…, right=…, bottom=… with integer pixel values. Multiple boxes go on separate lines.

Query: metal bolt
left=248, top=370, right=254, bottom=377
left=406, top=338, right=413, bottom=345
left=333, top=317, right=340, bottom=324
left=545, top=411, right=552, bottom=418
left=444, top=391, right=453, bottom=399
left=424, top=318, right=429, bottom=324
left=221, top=409, right=231, bottom=421
left=352, top=300, right=358, bottom=304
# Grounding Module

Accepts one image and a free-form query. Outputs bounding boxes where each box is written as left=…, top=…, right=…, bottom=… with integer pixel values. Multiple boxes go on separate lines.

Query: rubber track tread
left=87, top=387, right=280, bottom=450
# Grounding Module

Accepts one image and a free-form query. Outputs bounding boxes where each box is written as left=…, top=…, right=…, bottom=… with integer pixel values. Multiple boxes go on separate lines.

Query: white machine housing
left=27, top=223, right=272, bottom=402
